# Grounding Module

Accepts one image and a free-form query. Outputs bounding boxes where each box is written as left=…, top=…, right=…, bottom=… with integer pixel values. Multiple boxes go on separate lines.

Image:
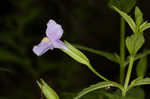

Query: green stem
left=120, top=66, right=125, bottom=84
left=74, top=44, right=119, bottom=63
left=87, top=64, right=109, bottom=81
left=124, top=56, right=134, bottom=94
left=120, top=17, right=126, bottom=84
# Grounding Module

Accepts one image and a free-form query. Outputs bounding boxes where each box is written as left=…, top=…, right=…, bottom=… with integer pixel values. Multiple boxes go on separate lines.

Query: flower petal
left=52, top=40, right=66, bottom=49
left=33, top=41, right=54, bottom=56
left=46, top=20, right=63, bottom=41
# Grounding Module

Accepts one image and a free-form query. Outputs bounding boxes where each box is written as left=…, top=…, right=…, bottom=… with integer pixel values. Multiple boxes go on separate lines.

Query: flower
left=33, top=20, right=66, bottom=56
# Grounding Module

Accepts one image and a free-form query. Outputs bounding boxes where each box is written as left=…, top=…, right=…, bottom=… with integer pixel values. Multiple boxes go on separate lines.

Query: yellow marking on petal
left=41, top=37, right=50, bottom=42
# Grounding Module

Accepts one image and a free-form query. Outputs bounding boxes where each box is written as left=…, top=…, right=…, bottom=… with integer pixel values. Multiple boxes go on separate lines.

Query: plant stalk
left=124, top=56, right=134, bottom=95
left=120, top=17, right=126, bottom=84
left=88, top=64, right=109, bottom=81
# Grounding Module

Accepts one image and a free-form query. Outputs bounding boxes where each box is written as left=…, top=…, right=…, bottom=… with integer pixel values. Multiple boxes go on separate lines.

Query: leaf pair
left=112, top=6, right=146, bottom=56
left=112, top=5, right=150, bottom=34
left=113, top=5, right=150, bottom=34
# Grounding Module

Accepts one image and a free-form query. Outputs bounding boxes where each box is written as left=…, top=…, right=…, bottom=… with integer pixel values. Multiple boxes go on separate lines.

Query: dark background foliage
left=0, top=0, right=150, bottom=99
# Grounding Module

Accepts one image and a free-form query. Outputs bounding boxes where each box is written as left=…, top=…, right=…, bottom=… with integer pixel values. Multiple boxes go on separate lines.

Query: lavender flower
left=33, top=20, right=66, bottom=56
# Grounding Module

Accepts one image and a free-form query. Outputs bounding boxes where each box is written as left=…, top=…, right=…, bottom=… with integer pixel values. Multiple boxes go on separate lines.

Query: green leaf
left=74, top=44, right=120, bottom=64
left=105, top=87, right=144, bottom=99
left=74, top=81, right=124, bottom=99
left=124, top=50, right=150, bottom=66
left=37, top=79, right=59, bottom=99
left=112, top=6, right=137, bottom=33
left=136, top=56, right=147, bottom=78
left=108, top=0, right=137, bottom=13
left=61, top=41, right=90, bottom=66
left=140, top=22, right=150, bottom=32
left=135, top=6, right=143, bottom=26
left=125, top=87, right=144, bottom=99
left=134, top=50, right=150, bottom=61
left=128, top=77, right=150, bottom=91
left=126, top=34, right=144, bottom=55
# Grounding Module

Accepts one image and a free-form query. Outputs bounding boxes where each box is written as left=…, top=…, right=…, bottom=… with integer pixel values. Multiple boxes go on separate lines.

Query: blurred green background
left=0, top=0, right=150, bottom=99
